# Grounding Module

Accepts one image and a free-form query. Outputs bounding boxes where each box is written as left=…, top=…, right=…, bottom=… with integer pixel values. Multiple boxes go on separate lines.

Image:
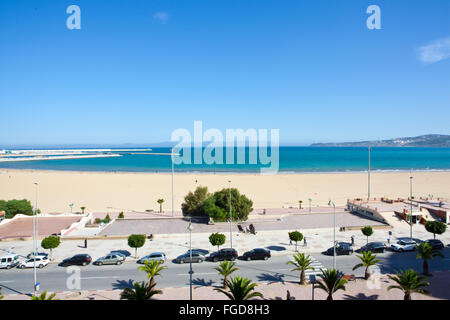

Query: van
left=0, top=254, right=20, bottom=269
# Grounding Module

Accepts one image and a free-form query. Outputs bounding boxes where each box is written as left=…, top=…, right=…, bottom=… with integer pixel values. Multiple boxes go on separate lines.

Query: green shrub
left=209, top=232, right=226, bottom=251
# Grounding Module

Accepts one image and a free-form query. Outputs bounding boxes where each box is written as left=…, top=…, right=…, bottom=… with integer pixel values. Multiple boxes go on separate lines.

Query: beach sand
left=0, top=169, right=449, bottom=213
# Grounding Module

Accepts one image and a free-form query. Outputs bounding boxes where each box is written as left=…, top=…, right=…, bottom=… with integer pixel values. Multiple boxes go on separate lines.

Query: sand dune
left=0, top=169, right=449, bottom=213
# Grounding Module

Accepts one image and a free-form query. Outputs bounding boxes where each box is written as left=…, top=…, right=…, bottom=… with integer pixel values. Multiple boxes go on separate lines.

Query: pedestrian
left=289, top=238, right=292, bottom=245
left=84, top=238, right=87, bottom=248
left=303, top=237, right=307, bottom=247
left=350, top=235, right=355, bottom=246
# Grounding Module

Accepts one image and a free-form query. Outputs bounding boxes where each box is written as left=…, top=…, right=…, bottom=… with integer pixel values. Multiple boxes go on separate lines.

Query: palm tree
left=214, top=260, right=239, bottom=288
left=157, top=199, right=164, bottom=213
left=352, top=251, right=381, bottom=280
left=415, top=242, right=443, bottom=276
left=286, top=253, right=315, bottom=285
left=31, top=291, right=58, bottom=300
left=215, top=276, right=263, bottom=300
left=387, top=269, right=430, bottom=300
left=138, top=259, right=167, bottom=286
left=120, top=281, right=162, bottom=300
left=315, top=268, right=347, bottom=300
left=80, top=206, right=86, bottom=214
left=298, top=200, right=303, bottom=209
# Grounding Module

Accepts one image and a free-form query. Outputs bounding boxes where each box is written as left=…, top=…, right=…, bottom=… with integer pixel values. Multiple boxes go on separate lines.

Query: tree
left=288, top=231, right=303, bottom=252
left=214, top=260, right=239, bottom=288
left=118, top=211, right=125, bottom=219
left=157, top=199, right=164, bottom=213
left=41, top=236, right=60, bottom=260
left=209, top=233, right=226, bottom=251
left=0, top=199, right=34, bottom=219
left=215, top=276, right=263, bottom=300
left=209, top=188, right=253, bottom=222
left=352, top=251, right=380, bottom=280
left=103, top=214, right=111, bottom=223
left=287, top=253, right=314, bottom=285
left=298, top=200, right=303, bottom=209
left=315, top=268, right=347, bottom=300
left=425, top=221, right=447, bottom=239
left=128, top=234, right=146, bottom=258
left=387, top=269, right=430, bottom=300
left=31, top=291, right=58, bottom=300
left=120, top=281, right=162, bottom=300
left=0, top=288, right=3, bottom=300
left=181, top=186, right=211, bottom=217
left=361, top=226, right=374, bottom=244
left=138, top=259, right=167, bottom=287
left=415, top=242, right=444, bottom=276
left=80, top=206, right=86, bottom=214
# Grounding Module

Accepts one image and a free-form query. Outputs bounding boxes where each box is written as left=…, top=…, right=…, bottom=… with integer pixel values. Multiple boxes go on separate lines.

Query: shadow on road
left=112, top=279, right=134, bottom=290
left=343, top=293, right=379, bottom=300
left=0, top=283, right=31, bottom=296
left=256, top=272, right=286, bottom=284
left=265, top=246, right=286, bottom=251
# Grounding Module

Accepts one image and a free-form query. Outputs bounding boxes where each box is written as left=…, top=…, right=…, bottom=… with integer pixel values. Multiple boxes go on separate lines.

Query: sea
left=0, top=147, right=450, bottom=173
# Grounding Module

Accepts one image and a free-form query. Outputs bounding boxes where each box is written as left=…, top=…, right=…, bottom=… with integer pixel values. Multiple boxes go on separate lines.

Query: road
left=1, top=248, right=448, bottom=295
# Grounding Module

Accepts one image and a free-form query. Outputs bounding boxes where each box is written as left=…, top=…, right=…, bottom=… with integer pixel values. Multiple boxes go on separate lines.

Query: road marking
left=0, top=280, right=15, bottom=283
left=175, top=272, right=216, bottom=276
left=81, top=276, right=121, bottom=280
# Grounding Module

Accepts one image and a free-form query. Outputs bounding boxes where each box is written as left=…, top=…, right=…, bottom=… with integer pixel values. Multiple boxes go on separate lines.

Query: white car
left=391, top=239, right=417, bottom=252
left=18, top=256, right=49, bottom=269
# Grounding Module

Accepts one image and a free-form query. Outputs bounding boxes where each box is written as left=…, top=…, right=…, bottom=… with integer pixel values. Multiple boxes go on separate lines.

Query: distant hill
left=310, top=134, right=450, bottom=147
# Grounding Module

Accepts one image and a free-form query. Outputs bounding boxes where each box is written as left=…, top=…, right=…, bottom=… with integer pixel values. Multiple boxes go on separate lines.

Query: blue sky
left=0, top=0, right=449, bottom=146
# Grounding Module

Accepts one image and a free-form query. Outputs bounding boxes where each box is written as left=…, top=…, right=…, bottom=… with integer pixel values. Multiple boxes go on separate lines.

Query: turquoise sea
left=0, top=147, right=450, bottom=173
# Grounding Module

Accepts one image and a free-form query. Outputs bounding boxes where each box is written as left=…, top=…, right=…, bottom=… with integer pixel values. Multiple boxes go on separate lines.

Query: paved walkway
left=3, top=271, right=448, bottom=300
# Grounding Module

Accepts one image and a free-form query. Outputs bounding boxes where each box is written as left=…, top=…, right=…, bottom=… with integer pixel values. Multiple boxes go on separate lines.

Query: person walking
left=84, top=238, right=87, bottom=249
left=303, top=237, right=307, bottom=247
left=350, top=235, right=355, bottom=246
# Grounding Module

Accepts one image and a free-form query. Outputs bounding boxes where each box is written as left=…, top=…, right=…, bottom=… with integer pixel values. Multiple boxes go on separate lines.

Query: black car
left=424, top=239, right=444, bottom=250
left=60, top=254, right=92, bottom=266
left=324, top=242, right=353, bottom=256
left=359, top=242, right=388, bottom=253
left=208, top=248, right=238, bottom=262
left=242, top=248, right=271, bottom=261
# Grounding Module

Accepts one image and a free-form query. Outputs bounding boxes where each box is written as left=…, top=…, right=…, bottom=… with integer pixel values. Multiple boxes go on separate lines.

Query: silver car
left=175, top=252, right=205, bottom=264
left=391, top=239, right=417, bottom=252
left=138, top=252, right=166, bottom=264
left=95, top=254, right=124, bottom=266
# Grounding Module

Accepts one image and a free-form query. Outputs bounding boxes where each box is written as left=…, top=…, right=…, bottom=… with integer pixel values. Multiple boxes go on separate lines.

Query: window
left=1, top=258, right=6, bottom=263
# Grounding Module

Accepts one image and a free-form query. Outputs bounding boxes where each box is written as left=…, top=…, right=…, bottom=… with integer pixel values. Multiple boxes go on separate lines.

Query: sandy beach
left=1, top=169, right=449, bottom=213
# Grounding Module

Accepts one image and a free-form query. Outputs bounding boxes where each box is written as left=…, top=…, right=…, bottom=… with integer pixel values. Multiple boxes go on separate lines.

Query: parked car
left=27, top=252, right=49, bottom=259
left=174, top=252, right=205, bottom=264
left=0, top=254, right=20, bottom=269
left=109, top=251, right=129, bottom=260
left=138, top=252, right=166, bottom=264
left=95, top=254, right=124, bottom=266
left=185, top=248, right=209, bottom=256
left=208, top=248, right=238, bottom=262
left=424, top=239, right=444, bottom=250
left=242, top=248, right=271, bottom=261
left=60, top=254, right=92, bottom=266
left=324, top=242, right=353, bottom=256
left=358, top=242, right=388, bottom=253
left=391, top=239, right=417, bottom=252
left=18, top=256, right=49, bottom=269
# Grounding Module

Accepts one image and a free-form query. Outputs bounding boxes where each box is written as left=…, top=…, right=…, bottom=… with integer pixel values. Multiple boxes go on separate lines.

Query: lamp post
left=328, top=200, right=336, bottom=269
left=33, top=182, right=39, bottom=294
left=69, top=203, right=73, bottom=215
left=187, top=222, right=194, bottom=300
left=308, top=198, right=312, bottom=213
left=171, top=148, right=175, bottom=217
left=228, top=180, right=232, bottom=249
left=368, top=147, right=371, bottom=200
left=309, top=274, right=317, bottom=300
left=410, top=174, right=413, bottom=240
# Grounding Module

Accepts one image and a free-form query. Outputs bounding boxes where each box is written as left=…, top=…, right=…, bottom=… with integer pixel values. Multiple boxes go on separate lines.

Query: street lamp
left=368, top=147, right=371, bottom=200
left=33, top=182, right=39, bottom=294
left=410, top=174, right=413, bottom=240
left=308, top=198, right=312, bottom=213
left=187, top=222, right=194, bottom=300
left=309, top=274, right=317, bottom=300
left=328, top=200, right=336, bottom=269
left=228, top=180, right=232, bottom=249
left=69, top=203, right=73, bottom=215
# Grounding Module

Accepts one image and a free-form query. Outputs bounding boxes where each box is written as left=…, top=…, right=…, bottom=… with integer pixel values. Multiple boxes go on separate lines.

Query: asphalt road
left=1, top=248, right=449, bottom=295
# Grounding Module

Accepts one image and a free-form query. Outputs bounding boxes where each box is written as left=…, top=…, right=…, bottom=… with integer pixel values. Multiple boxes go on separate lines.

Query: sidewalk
left=3, top=271, right=448, bottom=300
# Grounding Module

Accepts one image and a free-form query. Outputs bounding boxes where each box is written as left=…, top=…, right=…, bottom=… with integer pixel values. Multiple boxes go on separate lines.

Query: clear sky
left=0, top=0, right=449, bottom=146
